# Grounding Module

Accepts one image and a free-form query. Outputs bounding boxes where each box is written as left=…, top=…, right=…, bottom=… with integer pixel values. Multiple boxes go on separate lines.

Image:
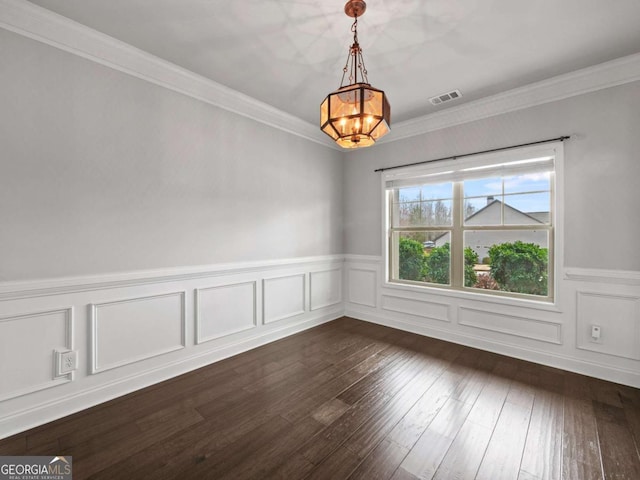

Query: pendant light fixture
left=320, top=0, right=391, bottom=149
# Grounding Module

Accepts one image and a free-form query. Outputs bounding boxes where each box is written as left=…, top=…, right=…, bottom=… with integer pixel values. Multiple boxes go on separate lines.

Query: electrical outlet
left=55, top=350, right=78, bottom=376
left=590, top=325, right=602, bottom=344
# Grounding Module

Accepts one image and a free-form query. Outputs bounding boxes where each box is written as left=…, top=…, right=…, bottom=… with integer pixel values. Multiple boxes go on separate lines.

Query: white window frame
left=382, top=142, right=564, bottom=309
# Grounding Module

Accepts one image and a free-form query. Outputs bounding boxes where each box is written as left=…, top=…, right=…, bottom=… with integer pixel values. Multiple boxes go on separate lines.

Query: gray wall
left=344, top=81, right=640, bottom=271
left=0, top=30, right=344, bottom=281
left=3, top=25, right=639, bottom=281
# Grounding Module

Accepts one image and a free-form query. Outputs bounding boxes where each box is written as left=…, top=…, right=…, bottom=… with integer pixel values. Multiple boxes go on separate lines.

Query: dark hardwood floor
left=2, top=317, right=639, bottom=479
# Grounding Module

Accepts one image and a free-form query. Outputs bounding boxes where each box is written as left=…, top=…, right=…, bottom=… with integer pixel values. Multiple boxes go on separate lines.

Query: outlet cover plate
left=55, top=350, right=77, bottom=376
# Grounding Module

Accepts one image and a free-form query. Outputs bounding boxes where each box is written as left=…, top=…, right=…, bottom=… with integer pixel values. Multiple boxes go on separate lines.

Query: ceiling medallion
left=320, top=0, right=391, bottom=149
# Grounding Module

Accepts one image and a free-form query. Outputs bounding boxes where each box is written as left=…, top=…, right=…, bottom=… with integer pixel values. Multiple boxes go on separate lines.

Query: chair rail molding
left=564, top=267, right=640, bottom=285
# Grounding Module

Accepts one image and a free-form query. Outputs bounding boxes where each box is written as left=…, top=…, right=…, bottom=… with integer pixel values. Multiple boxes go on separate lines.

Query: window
left=385, top=144, right=561, bottom=301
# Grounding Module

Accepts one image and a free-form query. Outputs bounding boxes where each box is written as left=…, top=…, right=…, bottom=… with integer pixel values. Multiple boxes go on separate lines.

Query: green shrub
left=423, top=242, right=478, bottom=286
left=425, top=243, right=450, bottom=284
left=399, top=237, right=427, bottom=281
left=464, top=247, right=479, bottom=287
left=488, top=241, right=548, bottom=295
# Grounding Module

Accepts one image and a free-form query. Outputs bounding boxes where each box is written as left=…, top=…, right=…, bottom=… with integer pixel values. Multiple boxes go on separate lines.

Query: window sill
left=382, top=280, right=562, bottom=313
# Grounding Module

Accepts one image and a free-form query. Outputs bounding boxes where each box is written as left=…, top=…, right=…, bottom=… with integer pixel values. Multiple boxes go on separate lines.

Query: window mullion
left=451, top=182, right=464, bottom=288
left=389, top=190, right=399, bottom=280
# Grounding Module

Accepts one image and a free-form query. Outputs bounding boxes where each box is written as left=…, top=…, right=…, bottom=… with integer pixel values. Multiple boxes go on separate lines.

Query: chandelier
left=320, top=0, right=391, bottom=149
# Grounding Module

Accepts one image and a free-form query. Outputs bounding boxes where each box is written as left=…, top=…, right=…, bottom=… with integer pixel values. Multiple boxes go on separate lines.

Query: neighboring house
left=435, top=198, right=548, bottom=261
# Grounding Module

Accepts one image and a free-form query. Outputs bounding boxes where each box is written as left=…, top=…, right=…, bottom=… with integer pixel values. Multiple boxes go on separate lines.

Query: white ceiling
left=26, top=0, right=640, bottom=125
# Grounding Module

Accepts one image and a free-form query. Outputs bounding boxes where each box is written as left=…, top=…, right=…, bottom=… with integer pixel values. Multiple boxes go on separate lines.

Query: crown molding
left=383, top=52, right=640, bottom=143
left=2, top=0, right=639, bottom=150
left=0, top=0, right=337, bottom=149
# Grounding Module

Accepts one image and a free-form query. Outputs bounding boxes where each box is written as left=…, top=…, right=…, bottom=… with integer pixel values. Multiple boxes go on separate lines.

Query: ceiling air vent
left=429, top=89, right=462, bottom=106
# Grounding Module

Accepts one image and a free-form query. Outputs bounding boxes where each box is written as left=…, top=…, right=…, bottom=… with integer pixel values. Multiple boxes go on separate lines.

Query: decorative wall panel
left=196, top=282, right=256, bottom=344
left=577, top=291, right=640, bottom=359
left=348, top=268, right=377, bottom=308
left=310, top=269, right=342, bottom=311
left=262, top=274, right=305, bottom=324
left=382, top=295, right=450, bottom=322
left=0, top=308, right=73, bottom=401
left=459, top=307, right=562, bottom=344
left=90, top=292, right=185, bottom=373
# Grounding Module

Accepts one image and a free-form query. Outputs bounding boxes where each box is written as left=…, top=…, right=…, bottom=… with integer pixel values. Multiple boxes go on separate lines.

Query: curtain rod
left=374, top=135, right=570, bottom=173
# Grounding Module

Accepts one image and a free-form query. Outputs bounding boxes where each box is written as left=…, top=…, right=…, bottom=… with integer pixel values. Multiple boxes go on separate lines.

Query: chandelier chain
left=338, top=15, right=370, bottom=88
left=351, top=17, right=359, bottom=44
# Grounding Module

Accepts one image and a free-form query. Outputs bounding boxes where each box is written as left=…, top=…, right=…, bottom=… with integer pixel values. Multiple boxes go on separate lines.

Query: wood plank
left=196, top=357, right=329, bottom=419
left=311, top=398, right=351, bottom=426
left=109, top=341, right=398, bottom=478
left=299, top=351, right=422, bottom=465
left=592, top=400, right=640, bottom=480
left=336, top=343, right=421, bottom=405
left=305, top=445, right=362, bottom=480
left=619, top=387, right=640, bottom=457
left=396, top=398, right=473, bottom=479
left=506, top=369, right=538, bottom=409
left=218, top=416, right=325, bottom=480
left=432, top=418, right=493, bottom=480
left=449, top=348, right=497, bottom=405
left=589, top=377, right=624, bottom=408
left=171, top=414, right=292, bottom=480
left=391, top=466, right=421, bottom=480
left=348, top=439, right=409, bottom=480
left=518, top=471, right=543, bottom=480
left=475, top=400, right=532, bottom=480
left=344, top=356, right=444, bottom=459
left=262, top=453, right=316, bottom=480
left=91, top=407, right=275, bottom=480
left=282, top=347, right=402, bottom=423
left=519, top=389, right=563, bottom=480
left=92, top=348, right=348, bottom=478
left=464, top=362, right=514, bottom=429
left=386, top=371, right=456, bottom=449
left=0, top=434, right=27, bottom=455
left=73, top=407, right=204, bottom=479
left=562, top=374, right=603, bottom=480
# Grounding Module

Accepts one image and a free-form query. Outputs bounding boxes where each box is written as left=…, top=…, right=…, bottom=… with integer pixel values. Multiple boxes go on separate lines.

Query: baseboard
left=345, top=307, right=640, bottom=389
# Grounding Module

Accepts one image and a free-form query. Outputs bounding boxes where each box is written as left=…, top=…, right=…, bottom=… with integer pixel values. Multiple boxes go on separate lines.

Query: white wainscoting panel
left=345, top=256, right=640, bottom=388
left=0, top=308, right=73, bottom=402
left=262, top=274, right=305, bottom=324
left=90, top=292, right=186, bottom=374
left=458, top=306, right=562, bottom=344
left=195, top=282, right=257, bottom=344
left=310, top=268, right=342, bottom=311
left=0, top=256, right=344, bottom=441
left=381, top=295, right=450, bottom=323
left=348, top=268, right=377, bottom=308
left=576, top=291, right=640, bottom=359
